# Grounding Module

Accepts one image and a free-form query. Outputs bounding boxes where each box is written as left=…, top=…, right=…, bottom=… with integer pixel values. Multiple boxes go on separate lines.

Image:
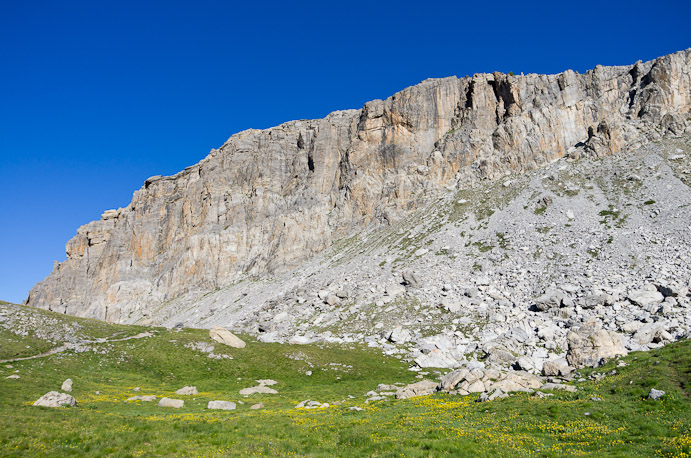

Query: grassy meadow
left=0, top=303, right=689, bottom=457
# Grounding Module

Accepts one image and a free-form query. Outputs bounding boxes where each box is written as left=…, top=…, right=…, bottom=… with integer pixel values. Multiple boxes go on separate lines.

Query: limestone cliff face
left=27, top=50, right=691, bottom=323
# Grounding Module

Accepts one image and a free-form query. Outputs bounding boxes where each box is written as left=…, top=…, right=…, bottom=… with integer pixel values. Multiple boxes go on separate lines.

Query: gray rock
left=61, top=378, right=73, bottom=392
left=628, top=289, right=664, bottom=307
left=402, top=271, right=421, bottom=288
left=385, top=283, right=406, bottom=297
left=414, top=349, right=458, bottom=368
left=386, top=326, right=412, bottom=344
left=542, top=358, right=571, bottom=377
left=634, top=323, right=667, bottom=345
left=438, top=368, right=470, bottom=392
left=239, top=386, right=278, bottom=395
left=207, top=400, right=236, bottom=410
left=583, top=293, right=609, bottom=309
left=250, top=403, right=264, bottom=410
left=648, top=388, right=665, bottom=401
left=566, top=323, right=627, bottom=368
left=33, top=391, right=77, bottom=408
left=158, top=397, right=184, bottom=408
left=535, top=289, right=564, bottom=311
left=395, top=380, right=438, bottom=399
left=175, top=386, right=198, bottom=395
left=476, top=388, right=507, bottom=402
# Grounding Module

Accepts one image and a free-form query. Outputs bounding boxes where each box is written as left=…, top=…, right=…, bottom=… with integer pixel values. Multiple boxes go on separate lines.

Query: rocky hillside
left=27, top=49, right=691, bottom=333
left=139, top=133, right=691, bottom=379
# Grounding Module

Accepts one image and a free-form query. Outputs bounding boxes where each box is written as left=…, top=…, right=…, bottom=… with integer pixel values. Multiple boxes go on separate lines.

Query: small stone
left=250, top=403, right=264, bottom=410
left=647, top=389, right=665, bottom=401
left=61, top=378, right=73, bottom=392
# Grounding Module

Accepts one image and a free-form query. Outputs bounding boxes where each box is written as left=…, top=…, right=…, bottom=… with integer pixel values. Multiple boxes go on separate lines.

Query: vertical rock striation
left=27, top=50, right=691, bottom=323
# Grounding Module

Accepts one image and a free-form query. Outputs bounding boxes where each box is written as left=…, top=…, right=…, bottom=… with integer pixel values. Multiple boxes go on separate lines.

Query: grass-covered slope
left=0, top=302, right=689, bottom=457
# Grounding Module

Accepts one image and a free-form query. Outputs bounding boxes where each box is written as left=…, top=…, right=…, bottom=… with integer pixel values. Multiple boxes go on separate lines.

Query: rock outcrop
left=26, top=50, right=691, bottom=324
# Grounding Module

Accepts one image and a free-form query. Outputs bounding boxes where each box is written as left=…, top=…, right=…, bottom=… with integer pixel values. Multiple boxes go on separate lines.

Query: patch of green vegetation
left=536, top=226, right=551, bottom=234
left=644, top=200, right=656, bottom=205
left=534, top=205, right=547, bottom=215
left=434, top=247, right=450, bottom=257
left=473, top=241, right=494, bottom=253
left=495, top=232, right=507, bottom=249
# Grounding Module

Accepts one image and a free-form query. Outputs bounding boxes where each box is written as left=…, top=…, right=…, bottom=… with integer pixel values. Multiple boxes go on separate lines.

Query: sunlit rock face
left=26, top=49, right=691, bottom=323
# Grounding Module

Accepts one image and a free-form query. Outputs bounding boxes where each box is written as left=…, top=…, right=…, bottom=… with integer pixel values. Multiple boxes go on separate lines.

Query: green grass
left=1, top=303, right=690, bottom=457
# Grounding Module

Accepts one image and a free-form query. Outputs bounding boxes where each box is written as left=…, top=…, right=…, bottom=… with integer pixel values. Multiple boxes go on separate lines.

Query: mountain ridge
left=26, top=49, right=691, bottom=326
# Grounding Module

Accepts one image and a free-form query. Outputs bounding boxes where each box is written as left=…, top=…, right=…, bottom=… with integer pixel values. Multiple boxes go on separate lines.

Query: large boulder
left=633, top=323, right=672, bottom=345
left=534, top=289, right=564, bottom=311
left=628, top=288, right=664, bottom=307
left=33, top=391, right=77, bottom=408
left=158, top=397, right=184, bottom=408
left=395, top=380, right=438, bottom=399
left=414, top=349, right=458, bottom=368
left=542, top=358, right=572, bottom=376
left=438, top=368, right=470, bottom=392
left=566, top=324, right=627, bottom=368
left=209, top=326, right=246, bottom=348
left=486, top=371, right=542, bottom=393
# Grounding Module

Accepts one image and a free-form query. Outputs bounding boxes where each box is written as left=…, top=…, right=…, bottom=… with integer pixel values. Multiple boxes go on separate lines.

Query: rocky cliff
left=26, top=49, right=691, bottom=323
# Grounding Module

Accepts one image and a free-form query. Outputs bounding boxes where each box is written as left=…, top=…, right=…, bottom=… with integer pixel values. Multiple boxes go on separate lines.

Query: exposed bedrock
left=26, top=49, right=691, bottom=323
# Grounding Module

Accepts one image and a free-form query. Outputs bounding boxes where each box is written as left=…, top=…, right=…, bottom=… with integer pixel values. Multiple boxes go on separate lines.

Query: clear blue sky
left=1, top=0, right=689, bottom=304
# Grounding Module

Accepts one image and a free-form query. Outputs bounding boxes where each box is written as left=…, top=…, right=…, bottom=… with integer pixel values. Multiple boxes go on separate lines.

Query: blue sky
left=1, top=0, right=689, bottom=304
